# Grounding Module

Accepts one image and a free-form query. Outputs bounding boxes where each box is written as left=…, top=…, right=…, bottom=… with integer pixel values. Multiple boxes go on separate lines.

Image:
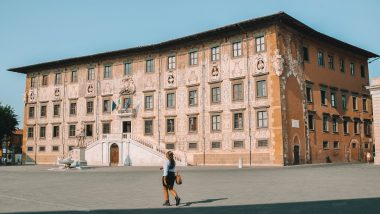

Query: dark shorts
left=162, top=172, right=175, bottom=188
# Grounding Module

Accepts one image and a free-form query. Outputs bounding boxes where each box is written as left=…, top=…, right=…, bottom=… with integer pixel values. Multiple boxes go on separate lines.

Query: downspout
left=201, top=42, right=206, bottom=166
left=158, top=50, right=162, bottom=147
left=62, top=68, right=67, bottom=157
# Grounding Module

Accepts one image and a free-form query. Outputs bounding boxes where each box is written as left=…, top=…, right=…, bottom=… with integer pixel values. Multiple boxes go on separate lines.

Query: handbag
left=176, top=171, right=182, bottom=185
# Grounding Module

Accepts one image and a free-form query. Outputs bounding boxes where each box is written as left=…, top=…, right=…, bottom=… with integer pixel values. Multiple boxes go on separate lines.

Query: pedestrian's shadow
left=182, top=198, right=228, bottom=207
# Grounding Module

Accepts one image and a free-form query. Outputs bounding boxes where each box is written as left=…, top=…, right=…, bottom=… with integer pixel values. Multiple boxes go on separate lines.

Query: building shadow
left=9, top=197, right=380, bottom=214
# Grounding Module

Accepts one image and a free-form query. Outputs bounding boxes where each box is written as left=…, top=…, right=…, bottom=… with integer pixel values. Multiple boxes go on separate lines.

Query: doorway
left=110, top=143, right=119, bottom=166
left=123, top=121, right=131, bottom=133
left=293, top=145, right=300, bottom=165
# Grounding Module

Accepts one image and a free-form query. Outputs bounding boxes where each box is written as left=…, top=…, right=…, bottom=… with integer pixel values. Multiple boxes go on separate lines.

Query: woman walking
left=161, top=151, right=181, bottom=206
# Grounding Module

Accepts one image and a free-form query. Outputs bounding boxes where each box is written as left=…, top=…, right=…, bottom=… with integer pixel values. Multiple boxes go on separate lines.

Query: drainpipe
left=201, top=43, right=206, bottom=166
left=158, top=52, right=162, bottom=147
left=62, top=68, right=67, bottom=157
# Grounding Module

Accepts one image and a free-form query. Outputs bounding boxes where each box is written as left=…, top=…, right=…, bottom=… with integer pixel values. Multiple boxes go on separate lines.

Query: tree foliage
left=0, top=103, right=19, bottom=142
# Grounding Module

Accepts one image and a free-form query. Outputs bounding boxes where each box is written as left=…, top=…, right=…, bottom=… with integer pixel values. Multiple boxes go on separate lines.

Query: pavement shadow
left=9, top=197, right=380, bottom=214
left=182, top=197, right=227, bottom=207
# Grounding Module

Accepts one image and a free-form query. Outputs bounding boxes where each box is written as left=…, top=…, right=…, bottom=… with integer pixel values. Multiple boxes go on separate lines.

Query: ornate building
left=8, top=12, right=378, bottom=166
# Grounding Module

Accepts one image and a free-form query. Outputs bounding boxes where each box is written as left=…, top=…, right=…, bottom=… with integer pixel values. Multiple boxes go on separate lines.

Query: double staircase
left=84, top=133, right=187, bottom=166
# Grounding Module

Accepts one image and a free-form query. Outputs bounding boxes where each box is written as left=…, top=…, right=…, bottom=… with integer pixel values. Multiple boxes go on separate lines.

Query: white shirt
left=163, top=159, right=176, bottom=176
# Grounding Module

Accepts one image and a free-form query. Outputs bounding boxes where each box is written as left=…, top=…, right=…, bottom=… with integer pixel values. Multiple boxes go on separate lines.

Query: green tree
left=0, top=103, right=19, bottom=143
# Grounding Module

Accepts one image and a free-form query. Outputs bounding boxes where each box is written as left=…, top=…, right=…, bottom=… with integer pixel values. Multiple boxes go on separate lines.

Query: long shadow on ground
left=10, top=197, right=380, bottom=214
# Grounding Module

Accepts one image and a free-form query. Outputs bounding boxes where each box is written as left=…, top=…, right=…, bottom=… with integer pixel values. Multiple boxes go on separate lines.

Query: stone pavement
left=1, top=163, right=380, bottom=213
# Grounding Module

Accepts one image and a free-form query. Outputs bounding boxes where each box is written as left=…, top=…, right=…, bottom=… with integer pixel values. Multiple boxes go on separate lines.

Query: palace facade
left=8, top=12, right=378, bottom=166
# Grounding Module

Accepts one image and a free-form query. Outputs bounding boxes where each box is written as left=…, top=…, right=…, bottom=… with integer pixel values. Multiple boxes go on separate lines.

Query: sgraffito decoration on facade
left=120, top=76, right=136, bottom=95
left=87, top=83, right=94, bottom=95
left=188, top=70, right=199, bottom=85
left=54, top=88, right=60, bottom=98
left=254, top=54, right=267, bottom=75
left=168, top=71, right=175, bottom=86
left=211, top=65, right=219, bottom=80
left=272, top=49, right=284, bottom=76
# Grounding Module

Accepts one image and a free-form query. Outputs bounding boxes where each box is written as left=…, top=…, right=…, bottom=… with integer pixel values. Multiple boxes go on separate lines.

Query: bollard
left=238, top=157, right=243, bottom=168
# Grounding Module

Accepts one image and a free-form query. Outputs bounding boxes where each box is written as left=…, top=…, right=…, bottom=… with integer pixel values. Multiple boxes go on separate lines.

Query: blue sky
left=1, top=0, right=379, bottom=128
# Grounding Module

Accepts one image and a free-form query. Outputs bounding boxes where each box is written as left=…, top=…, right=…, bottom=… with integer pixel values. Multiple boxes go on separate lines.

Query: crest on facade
left=87, top=83, right=94, bottom=94
left=188, top=70, right=198, bottom=85
left=168, top=72, right=175, bottom=86
left=29, top=90, right=36, bottom=102
left=54, top=88, right=60, bottom=98
left=273, top=49, right=284, bottom=76
left=120, top=76, right=136, bottom=95
left=253, top=54, right=266, bottom=75
left=211, top=66, right=219, bottom=77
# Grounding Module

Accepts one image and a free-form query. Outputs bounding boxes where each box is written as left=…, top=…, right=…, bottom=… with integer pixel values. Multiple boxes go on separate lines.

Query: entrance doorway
left=123, top=121, right=131, bottom=133
left=293, top=145, right=300, bottom=165
left=110, top=143, right=119, bottom=166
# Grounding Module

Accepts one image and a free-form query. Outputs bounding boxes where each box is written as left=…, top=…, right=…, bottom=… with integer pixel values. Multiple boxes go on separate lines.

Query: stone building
left=8, top=12, right=378, bottom=166
left=369, top=77, right=380, bottom=164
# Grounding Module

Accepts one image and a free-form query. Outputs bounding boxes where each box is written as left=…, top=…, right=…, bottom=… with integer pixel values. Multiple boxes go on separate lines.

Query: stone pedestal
left=71, top=147, right=87, bottom=167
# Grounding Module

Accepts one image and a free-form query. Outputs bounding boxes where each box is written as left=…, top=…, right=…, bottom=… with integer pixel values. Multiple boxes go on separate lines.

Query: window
left=29, top=106, right=35, bottom=119
left=189, top=51, right=198, bottom=65
left=188, top=116, right=197, bottom=132
left=144, top=120, right=153, bottom=135
left=69, top=146, right=75, bottom=151
left=363, top=98, right=367, bottom=112
left=189, top=90, right=198, bottom=106
left=102, top=123, right=110, bottom=134
left=308, top=114, right=314, bottom=130
left=364, top=120, right=371, bottom=136
left=323, top=141, right=329, bottom=150
left=124, top=62, right=132, bottom=75
left=353, top=96, right=358, bottom=111
left=88, top=68, right=95, bottom=80
left=71, top=70, right=78, bottom=83
left=40, top=105, right=46, bottom=117
left=303, top=46, right=309, bottom=62
left=188, top=142, right=198, bottom=150
left=328, top=55, right=334, bottom=69
left=331, top=92, right=336, bottom=108
left=258, top=140, right=268, bottom=148
left=333, top=141, right=339, bottom=149
left=55, top=73, right=62, bottom=85
left=306, top=86, right=313, bottom=103
left=360, top=65, right=366, bottom=78
left=232, top=41, right=242, bottom=57
left=27, top=127, right=34, bottom=138
left=167, top=119, right=175, bottom=133
left=146, top=59, right=154, bottom=73
left=69, top=103, right=76, bottom=115
left=166, top=92, right=175, bottom=108
left=166, top=143, right=175, bottom=150
left=342, top=94, right=347, bottom=110
left=211, top=46, right=220, bottom=61
left=53, top=125, right=60, bottom=138
left=103, top=100, right=111, bottom=113
left=256, top=36, right=265, bottom=52
left=211, top=114, right=221, bottom=131
left=365, top=143, right=369, bottom=149
left=233, top=112, right=243, bottom=130
left=53, top=104, right=60, bottom=116
left=69, top=125, right=76, bottom=137
left=332, top=117, right=338, bottom=133
left=40, top=126, right=46, bottom=138
left=42, top=75, right=48, bottom=86
left=211, top=86, right=221, bottom=103
left=52, top=146, right=59, bottom=152
left=257, top=111, right=268, bottom=128
left=85, top=124, right=93, bottom=137
left=354, top=121, right=360, bottom=134
left=318, top=51, right=324, bottom=66
left=339, top=58, right=345, bottom=72
left=233, top=141, right=244, bottom=149
left=87, top=101, right=93, bottom=114
left=211, top=141, right=221, bottom=149
left=104, top=65, right=112, bottom=78
left=145, top=95, right=153, bottom=110
left=344, top=119, right=349, bottom=134
left=39, top=146, right=46, bottom=152
left=256, top=80, right=267, bottom=97
left=352, top=143, right=356, bottom=149
left=232, top=83, right=243, bottom=101
left=30, top=77, right=37, bottom=88
left=123, top=97, right=132, bottom=109
left=350, top=62, right=355, bottom=76
left=27, top=146, right=33, bottom=152
left=320, top=89, right=327, bottom=105
left=168, top=56, right=176, bottom=70
left=323, top=114, right=329, bottom=132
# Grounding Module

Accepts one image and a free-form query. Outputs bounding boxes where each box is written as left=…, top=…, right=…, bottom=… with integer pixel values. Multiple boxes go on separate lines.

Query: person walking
left=161, top=151, right=181, bottom=206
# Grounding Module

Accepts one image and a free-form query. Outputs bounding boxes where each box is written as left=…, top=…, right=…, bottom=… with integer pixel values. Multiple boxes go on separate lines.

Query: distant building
left=7, top=12, right=378, bottom=166
left=1, top=129, right=23, bottom=164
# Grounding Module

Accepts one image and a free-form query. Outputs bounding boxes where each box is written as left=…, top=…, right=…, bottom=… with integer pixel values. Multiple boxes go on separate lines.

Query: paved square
left=1, top=164, right=380, bottom=213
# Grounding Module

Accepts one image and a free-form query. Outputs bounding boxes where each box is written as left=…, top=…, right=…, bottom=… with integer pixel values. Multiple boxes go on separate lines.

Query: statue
left=76, top=122, right=86, bottom=148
